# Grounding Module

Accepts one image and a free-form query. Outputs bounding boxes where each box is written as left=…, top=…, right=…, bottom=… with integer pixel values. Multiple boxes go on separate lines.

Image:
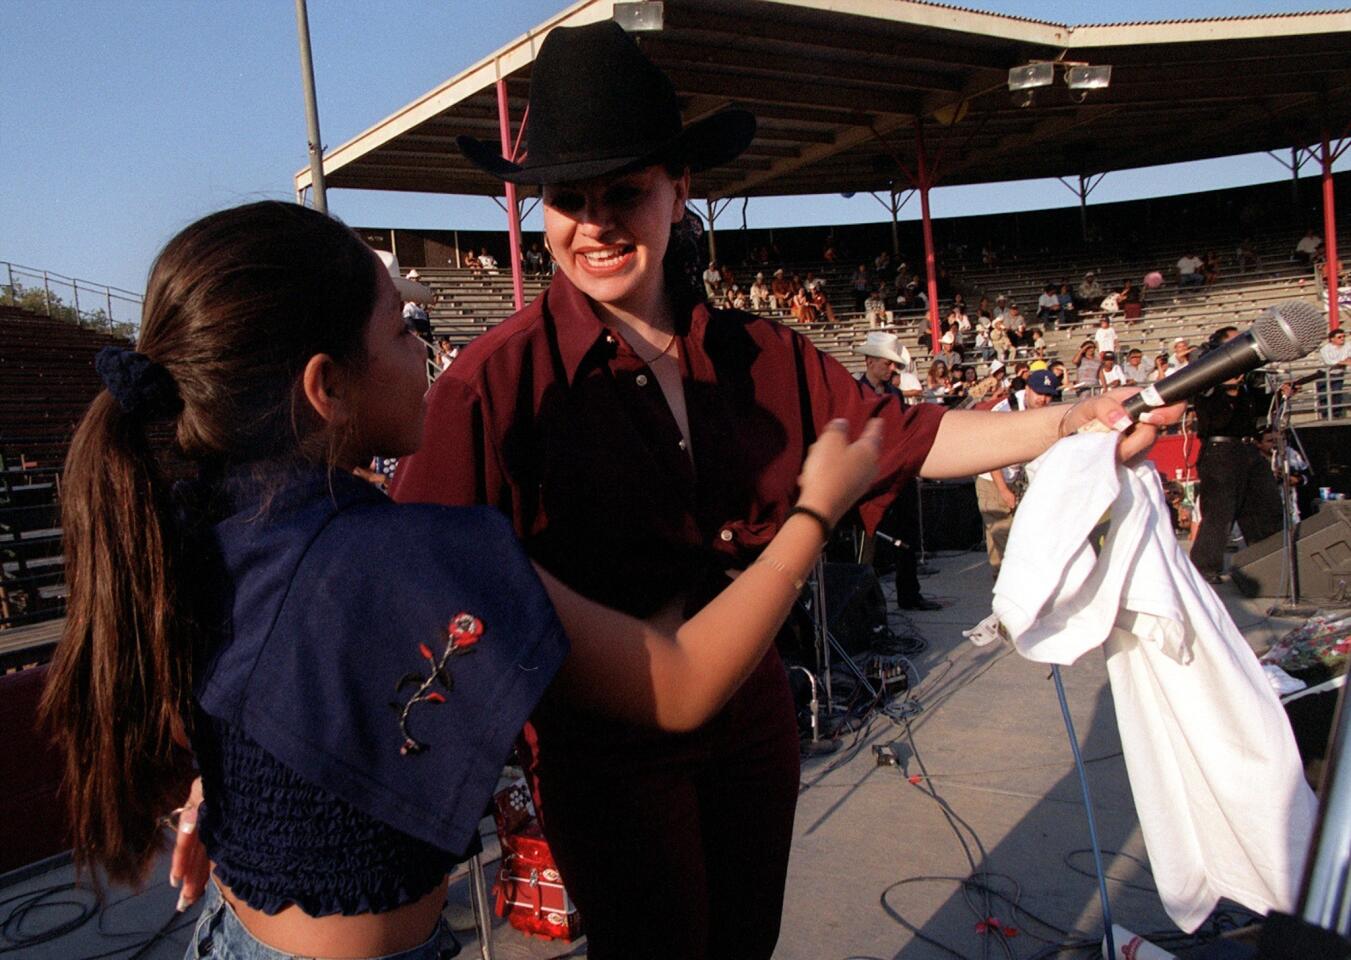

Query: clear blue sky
left=3, top=0, right=1347, bottom=308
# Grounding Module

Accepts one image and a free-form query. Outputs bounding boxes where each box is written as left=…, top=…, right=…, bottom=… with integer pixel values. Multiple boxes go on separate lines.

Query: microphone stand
left=1266, top=375, right=1315, bottom=618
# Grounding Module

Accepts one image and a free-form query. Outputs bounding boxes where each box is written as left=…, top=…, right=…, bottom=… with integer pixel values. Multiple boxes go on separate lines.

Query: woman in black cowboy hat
left=396, top=20, right=1179, bottom=960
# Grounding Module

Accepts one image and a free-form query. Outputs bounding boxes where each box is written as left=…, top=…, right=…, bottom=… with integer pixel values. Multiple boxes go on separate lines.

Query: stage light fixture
left=1065, top=64, right=1112, bottom=91
left=1007, top=62, right=1054, bottom=92
left=613, top=1, right=664, bottom=32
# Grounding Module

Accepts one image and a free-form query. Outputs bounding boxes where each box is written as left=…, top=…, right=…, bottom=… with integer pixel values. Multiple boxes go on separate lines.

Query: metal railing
left=1, top=260, right=142, bottom=338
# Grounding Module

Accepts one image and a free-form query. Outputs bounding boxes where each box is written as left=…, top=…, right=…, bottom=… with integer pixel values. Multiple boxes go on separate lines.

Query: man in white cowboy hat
left=749, top=272, right=770, bottom=312
left=856, top=331, right=919, bottom=402
left=376, top=250, right=433, bottom=339
left=769, top=268, right=791, bottom=309
left=854, top=331, right=941, bottom=610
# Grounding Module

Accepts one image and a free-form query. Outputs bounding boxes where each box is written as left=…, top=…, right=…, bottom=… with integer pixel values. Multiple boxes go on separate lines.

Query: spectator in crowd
left=975, top=370, right=1061, bottom=577
left=809, top=284, right=837, bottom=324
left=1318, top=326, right=1349, bottom=419
left=1048, top=361, right=1068, bottom=397
left=1099, top=351, right=1127, bottom=388
left=405, top=267, right=421, bottom=282
left=1029, top=327, right=1046, bottom=352
left=720, top=262, right=736, bottom=291
left=855, top=331, right=911, bottom=397
left=1036, top=283, right=1062, bottom=324
left=1177, top=251, right=1204, bottom=287
left=947, top=303, right=971, bottom=332
left=525, top=241, right=546, bottom=275
left=1006, top=308, right=1029, bottom=352
left=803, top=270, right=822, bottom=293
left=990, top=317, right=1012, bottom=359
left=1099, top=287, right=1122, bottom=317
left=1202, top=251, right=1221, bottom=285
left=852, top=264, right=871, bottom=312
left=982, top=240, right=998, bottom=267
left=436, top=339, right=458, bottom=371
left=925, top=360, right=952, bottom=398
left=462, top=247, right=480, bottom=273
left=790, top=285, right=816, bottom=323
left=1057, top=282, right=1077, bottom=326
left=1149, top=352, right=1171, bottom=382
left=822, top=236, right=838, bottom=263
left=702, top=260, right=722, bottom=299
left=992, top=294, right=1011, bottom=323
left=1072, top=340, right=1101, bottom=396
left=1077, top=271, right=1103, bottom=311
left=1093, top=316, right=1119, bottom=356
left=1236, top=238, right=1261, bottom=272
left=749, top=272, right=770, bottom=312
left=402, top=297, right=431, bottom=337
left=727, top=284, right=749, bottom=311
left=976, top=295, right=993, bottom=323
left=1293, top=228, right=1323, bottom=265
left=864, top=287, right=888, bottom=327
left=478, top=250, right=499, bottom=274
left=1190, top=328, right=1287, bottom=583
left=1169, top=337, right=1192, bottom=370
left=1121, top=347, right=1147, bottom=384
left=967, top=359, right=1006, bottom=403
left=1256, top=428, right=1316, bottom=524
left=853, top=332, right=940, bottom=612
left=769, top=268, right=792, bottom=309
left=874, top=250, right=891, bottom=274
left=972, top=323, right=995, bottom=360
left=1120, top=278, right=1143, bottom=320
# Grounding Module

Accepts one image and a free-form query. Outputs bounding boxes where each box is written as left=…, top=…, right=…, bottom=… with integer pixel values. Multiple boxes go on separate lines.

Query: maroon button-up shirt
left=393, top=273, right=945, bottom=621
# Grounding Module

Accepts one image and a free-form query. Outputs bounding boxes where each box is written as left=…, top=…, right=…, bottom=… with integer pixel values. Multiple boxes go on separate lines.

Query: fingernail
left=1138, top=411, right=1158, bottom=425
left=176, top=892, right=191, bottom=913
left=170, top=875, right=181, bottom=889
left=179, top=820, right=196, bottom=835
left=829, top=418, right=848, bottom=428
left=1112, top=415, right=1132, bottom=432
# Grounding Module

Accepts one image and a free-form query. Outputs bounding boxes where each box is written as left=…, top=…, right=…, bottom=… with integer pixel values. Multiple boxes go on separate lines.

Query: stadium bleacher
left=2, top=186, right=1346, bottom=638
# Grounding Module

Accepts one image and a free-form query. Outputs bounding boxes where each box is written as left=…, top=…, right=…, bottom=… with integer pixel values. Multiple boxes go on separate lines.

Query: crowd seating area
left=412, top=229, right=1345, bottom=423
left=3, top=199, right=1347, bottom=635
left=0, top=305, right=131, bottom=629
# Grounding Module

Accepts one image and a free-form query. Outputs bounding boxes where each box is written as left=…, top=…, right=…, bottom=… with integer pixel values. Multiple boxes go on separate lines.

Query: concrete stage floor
left=0, top=547, right=1309, bottom=959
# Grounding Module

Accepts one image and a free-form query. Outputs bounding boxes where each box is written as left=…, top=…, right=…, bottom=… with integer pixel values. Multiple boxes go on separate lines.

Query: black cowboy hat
left=457, top=20, right=755, bottom=185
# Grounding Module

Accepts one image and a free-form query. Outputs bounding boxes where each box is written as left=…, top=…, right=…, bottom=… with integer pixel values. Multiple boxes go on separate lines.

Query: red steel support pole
left=1320, top=132, right=1340, bottom=331
left=914, top=118, right=942, bottom=354
left=497, top=77, right=526, bottom=312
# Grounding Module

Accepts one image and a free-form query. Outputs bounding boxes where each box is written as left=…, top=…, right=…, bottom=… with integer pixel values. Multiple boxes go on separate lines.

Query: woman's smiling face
left=541, top=165, right=689, bottom=312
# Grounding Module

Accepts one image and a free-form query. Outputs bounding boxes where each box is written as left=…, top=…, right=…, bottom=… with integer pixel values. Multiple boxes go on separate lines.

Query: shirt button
left=635, top=374, right=649, bottom=386
left=605, top=334, right=615, bottom=344
left=719, top=529, right=733, bottom=542
left=678, top=439, right=687, bottom=450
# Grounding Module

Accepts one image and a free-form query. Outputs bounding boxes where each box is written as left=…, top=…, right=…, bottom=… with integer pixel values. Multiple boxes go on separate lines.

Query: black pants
left=1190, top=441, right=1283, bottom=577
left=874, top=481, right=924, bottom=602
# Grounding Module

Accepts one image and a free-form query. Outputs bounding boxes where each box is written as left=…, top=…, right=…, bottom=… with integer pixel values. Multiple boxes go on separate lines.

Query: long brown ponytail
left=39, top=201, right=379, bottom=884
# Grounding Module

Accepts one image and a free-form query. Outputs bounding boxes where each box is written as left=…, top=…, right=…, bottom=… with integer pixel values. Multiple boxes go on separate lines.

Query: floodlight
left=614, top=1, right=664, bottom=32
left=1065, top=65, right=1112, bottom=90
left=1007, top=62, right=1054, bottom=92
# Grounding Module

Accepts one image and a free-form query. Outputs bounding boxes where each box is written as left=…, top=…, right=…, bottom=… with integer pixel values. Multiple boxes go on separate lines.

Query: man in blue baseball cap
left=976, top=369, right=1061, bottom=575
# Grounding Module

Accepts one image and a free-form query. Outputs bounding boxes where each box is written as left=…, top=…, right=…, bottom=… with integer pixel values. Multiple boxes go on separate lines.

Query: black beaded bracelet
left=787, top=505, right=834, bottom=542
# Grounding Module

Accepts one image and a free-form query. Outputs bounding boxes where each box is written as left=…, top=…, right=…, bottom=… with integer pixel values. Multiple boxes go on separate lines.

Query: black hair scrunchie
left=94, top=346, right=183, bottom=421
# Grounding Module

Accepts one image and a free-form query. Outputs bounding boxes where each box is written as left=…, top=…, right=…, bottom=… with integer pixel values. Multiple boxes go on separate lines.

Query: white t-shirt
left=1102, top=364, right=1128, bottom=386
left=1094, top=327, right=1119, bottom=354
left=1319, top=340, right=1351, bottom=366
left=1296, top=235, right=1322, bottom=255
left=1177, top=255, right=1202, bottom=275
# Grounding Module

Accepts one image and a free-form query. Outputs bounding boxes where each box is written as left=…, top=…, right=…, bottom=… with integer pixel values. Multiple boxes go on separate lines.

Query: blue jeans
left=186, top=882, right=460, bottom=960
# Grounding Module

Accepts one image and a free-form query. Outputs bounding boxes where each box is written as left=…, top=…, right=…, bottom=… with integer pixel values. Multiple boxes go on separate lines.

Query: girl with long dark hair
left=40, top=199, right=882, bottom=960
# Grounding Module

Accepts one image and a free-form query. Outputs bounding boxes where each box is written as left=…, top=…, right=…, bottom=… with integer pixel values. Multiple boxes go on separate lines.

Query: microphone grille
left=1252, top=300, right=1327, bottom=361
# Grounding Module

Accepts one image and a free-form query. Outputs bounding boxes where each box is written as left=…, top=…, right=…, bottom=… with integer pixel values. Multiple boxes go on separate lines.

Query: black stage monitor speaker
left=1230, top=501, right=1351, bottom=600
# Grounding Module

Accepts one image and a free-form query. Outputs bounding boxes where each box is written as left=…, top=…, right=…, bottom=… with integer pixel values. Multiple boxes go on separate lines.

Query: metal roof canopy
left=294, top=0, right=1351, bottom=202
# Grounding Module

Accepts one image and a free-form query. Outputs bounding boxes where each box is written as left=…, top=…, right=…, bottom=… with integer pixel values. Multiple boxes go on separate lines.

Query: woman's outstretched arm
left=543, top=418, right=882, bottom=731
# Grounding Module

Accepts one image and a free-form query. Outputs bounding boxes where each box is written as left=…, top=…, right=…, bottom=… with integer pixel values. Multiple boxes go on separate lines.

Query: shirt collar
left=545, top=270, right=705, bottom=386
